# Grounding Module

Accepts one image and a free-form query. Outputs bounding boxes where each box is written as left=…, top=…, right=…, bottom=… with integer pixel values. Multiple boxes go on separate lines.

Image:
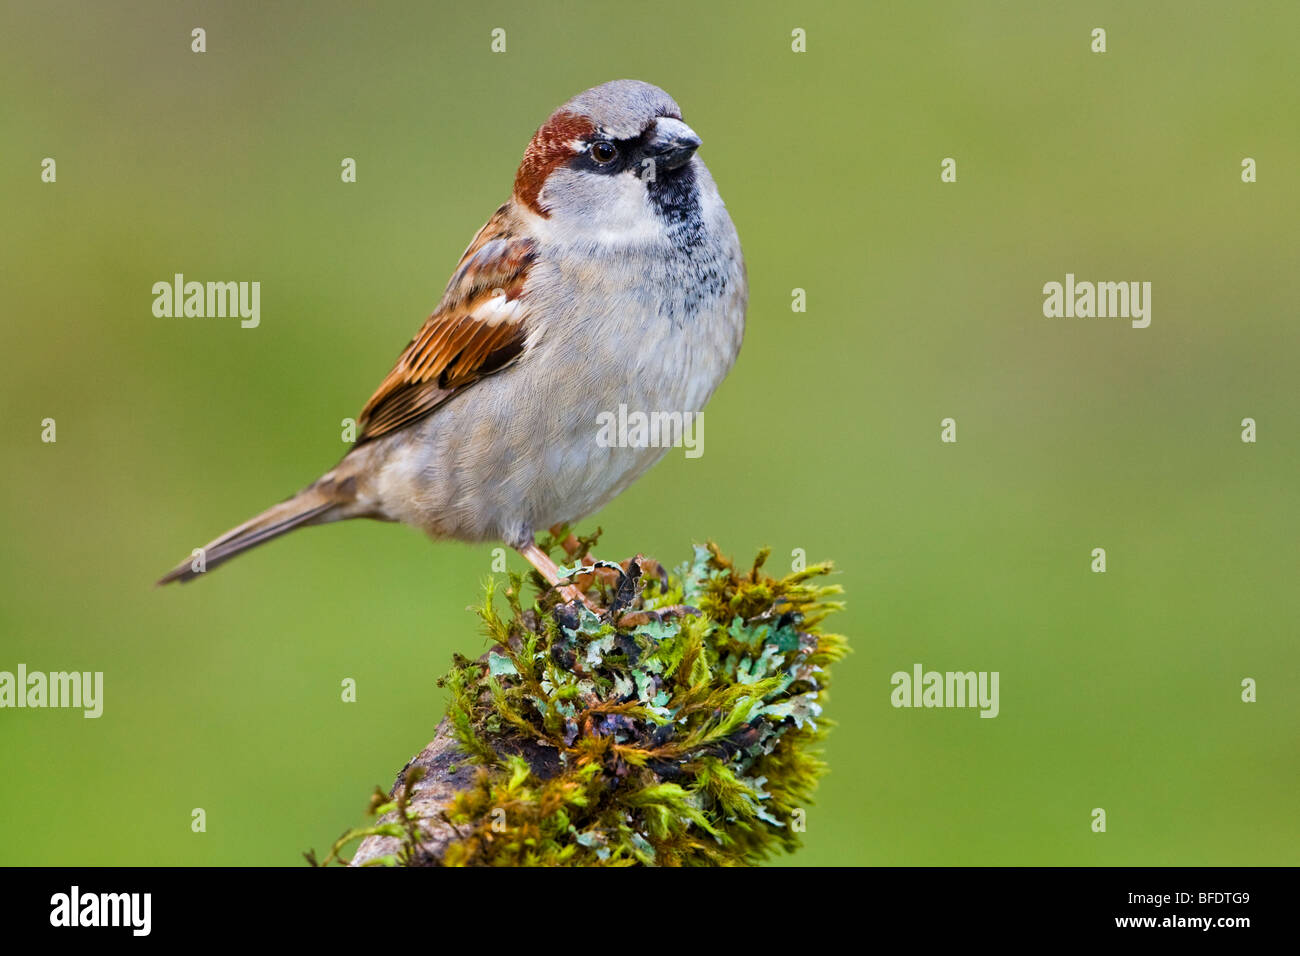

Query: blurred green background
left=2, top=0, right=1297, bottom=866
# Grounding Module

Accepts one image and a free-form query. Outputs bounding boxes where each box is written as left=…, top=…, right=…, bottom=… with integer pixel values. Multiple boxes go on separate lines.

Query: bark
left=348, top=718, right=562, bottom=866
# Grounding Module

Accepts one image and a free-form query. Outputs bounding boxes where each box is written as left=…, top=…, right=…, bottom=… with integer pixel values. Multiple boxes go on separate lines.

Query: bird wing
left=356, top=206, right=536, bottom=443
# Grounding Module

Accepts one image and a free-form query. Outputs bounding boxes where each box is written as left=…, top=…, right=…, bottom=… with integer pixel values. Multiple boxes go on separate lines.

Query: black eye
left=589, top=141, right=618, bottom=164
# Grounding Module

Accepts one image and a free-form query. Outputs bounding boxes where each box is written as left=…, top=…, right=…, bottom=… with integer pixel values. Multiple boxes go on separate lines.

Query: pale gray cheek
left=539, top=170, right=664, bottom=243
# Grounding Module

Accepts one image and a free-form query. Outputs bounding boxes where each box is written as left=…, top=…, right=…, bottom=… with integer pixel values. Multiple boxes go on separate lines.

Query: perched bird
left=159, top=80, right=747, bottom=603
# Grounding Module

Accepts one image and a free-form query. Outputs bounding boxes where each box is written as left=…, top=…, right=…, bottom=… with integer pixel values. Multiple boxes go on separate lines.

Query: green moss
left=313, top=537, right=847, bottom=867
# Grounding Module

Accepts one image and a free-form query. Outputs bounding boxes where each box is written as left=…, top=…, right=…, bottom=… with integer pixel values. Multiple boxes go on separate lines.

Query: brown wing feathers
left=359, top=109, right=596, bottom=442
left=357, top=211, right=535, bottom=443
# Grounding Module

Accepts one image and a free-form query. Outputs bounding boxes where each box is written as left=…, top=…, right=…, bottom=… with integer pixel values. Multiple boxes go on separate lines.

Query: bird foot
left=516, top=541, right=605, bottom=613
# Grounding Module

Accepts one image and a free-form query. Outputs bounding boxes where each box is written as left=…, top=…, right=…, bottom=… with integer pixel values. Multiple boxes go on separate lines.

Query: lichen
left=311, top=535, right=847, bottom=867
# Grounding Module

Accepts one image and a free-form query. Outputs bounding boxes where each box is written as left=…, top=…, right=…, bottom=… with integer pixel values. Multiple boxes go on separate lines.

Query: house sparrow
left=159, top=80, right=747, bottom=604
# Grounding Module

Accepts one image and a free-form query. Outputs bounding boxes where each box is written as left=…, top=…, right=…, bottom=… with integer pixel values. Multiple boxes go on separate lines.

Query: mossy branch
left=310, top=535, right=848, bottom=867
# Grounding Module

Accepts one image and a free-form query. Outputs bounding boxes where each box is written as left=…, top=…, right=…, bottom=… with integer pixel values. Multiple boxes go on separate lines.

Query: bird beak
left=647, top=117, right=702, bottom=171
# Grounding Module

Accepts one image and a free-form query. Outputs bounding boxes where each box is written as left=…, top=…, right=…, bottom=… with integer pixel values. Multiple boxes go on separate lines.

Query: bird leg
left=516, top=541, right=602, bottom=613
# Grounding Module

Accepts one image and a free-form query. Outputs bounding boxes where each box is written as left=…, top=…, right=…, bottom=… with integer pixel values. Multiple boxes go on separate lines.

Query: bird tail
left=157, top=475, right=358, bottom=585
